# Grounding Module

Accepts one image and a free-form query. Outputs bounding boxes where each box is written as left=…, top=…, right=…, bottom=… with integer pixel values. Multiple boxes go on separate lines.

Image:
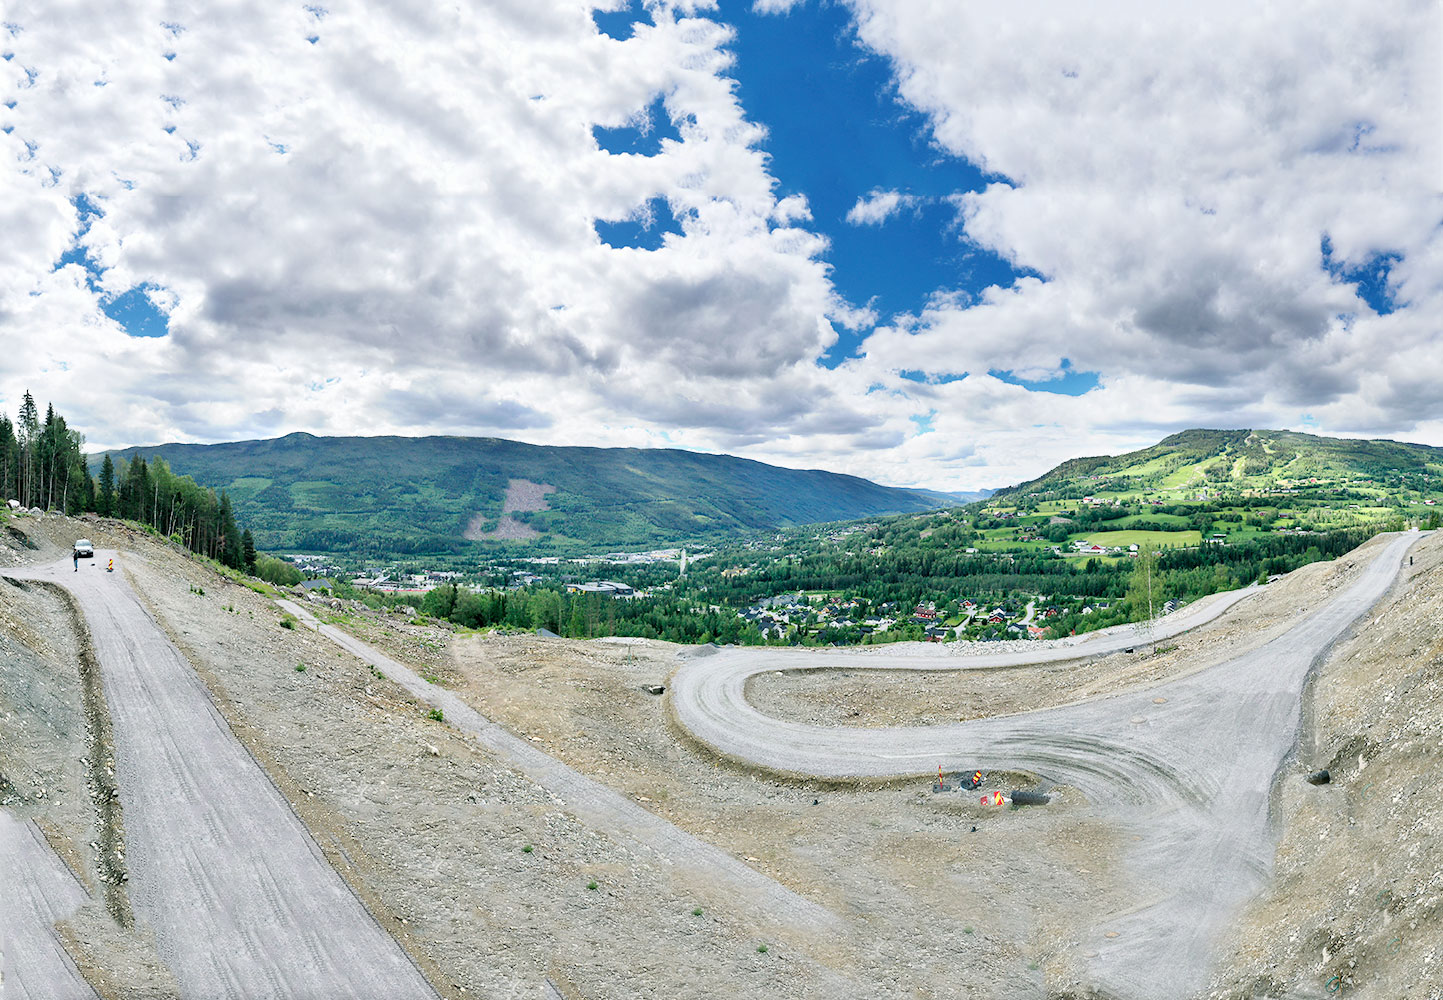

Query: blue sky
left=597, top=0, right=1040, bottom=363
left=721, top=0, right=1034, bottom=363
left=3, top=0, right=1437, bottom=488
left=53, top=193, right=170, bottom=337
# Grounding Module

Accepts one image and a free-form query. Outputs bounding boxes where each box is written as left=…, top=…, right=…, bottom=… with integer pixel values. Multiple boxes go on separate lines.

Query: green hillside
left=93, top=434, right=948, bottom=554
left=992, top=429, right=1443, bottom=503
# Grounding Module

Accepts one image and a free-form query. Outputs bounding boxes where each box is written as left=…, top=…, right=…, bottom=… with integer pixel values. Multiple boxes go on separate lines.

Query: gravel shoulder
left=1203, top=531, right=1443, bottom=1000
left=5, top=550, right=437, bottom=1000
left=748, top=544, right=1381, bottom=728
left=665, top=531, right=1425, bottom=998
left=1, top=517, right=177, bottom=999
left=7, top=512, right=1436, bottom=1000
left=99, top=527, right=864, bottom=999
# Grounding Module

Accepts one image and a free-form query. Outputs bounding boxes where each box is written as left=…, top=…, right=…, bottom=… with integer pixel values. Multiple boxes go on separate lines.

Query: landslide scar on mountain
left=464, top=478, right=557, bottom=541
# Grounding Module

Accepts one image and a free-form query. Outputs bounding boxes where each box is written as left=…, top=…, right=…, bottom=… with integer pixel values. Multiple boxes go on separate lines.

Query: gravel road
left=671, top=533, right=1424, bottom=999
left=4, top=555, right=437, bottom=1000
left=0, top=810, right=97, bottom=999
left=276, top=598, right=838, bottom=936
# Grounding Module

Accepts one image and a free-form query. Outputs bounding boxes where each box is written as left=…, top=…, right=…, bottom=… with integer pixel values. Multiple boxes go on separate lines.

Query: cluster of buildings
left=738, top=594, right=901, bottom=641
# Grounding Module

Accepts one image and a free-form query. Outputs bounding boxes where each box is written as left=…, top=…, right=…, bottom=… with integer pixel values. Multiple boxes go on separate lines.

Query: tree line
left=2, top=394, right=255, bottom=573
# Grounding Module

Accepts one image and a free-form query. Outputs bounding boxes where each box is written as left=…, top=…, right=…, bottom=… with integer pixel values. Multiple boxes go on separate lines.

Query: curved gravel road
left=670, top=533, right=1424, bottom=998
left=277, top=598, right=838, bottom=935
left=3, top=555, right=437, bottom=1000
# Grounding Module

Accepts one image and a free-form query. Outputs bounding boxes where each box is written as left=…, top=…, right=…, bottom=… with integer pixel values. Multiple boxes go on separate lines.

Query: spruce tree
left=98, top=455, right=117, bottom=517
left=219, top=493, right=242, bottom=569
left=242, top=529, right=257, bottom=574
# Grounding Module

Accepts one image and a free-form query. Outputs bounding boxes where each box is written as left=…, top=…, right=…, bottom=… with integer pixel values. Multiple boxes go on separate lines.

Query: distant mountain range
left=95, top=433, right=982, bottom=553
left=991, top=428, right=1443, bottom=501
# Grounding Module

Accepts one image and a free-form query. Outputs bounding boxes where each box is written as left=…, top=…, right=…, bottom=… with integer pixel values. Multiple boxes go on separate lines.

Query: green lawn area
left=1107, top=512, right=1193, bottom=528
left=1077, top=529, right=1201, bottom=548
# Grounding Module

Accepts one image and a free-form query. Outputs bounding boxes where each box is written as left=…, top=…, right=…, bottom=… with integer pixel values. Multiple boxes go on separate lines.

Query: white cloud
left=1, top=0, right=1440, bottom=496
left=844, top=187, right=918, bottom=226
left=843, top=0, right=1443, bottom=479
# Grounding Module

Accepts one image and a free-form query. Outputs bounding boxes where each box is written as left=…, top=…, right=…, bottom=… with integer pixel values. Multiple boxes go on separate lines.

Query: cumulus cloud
left=845, top=0, right=1443, bottom=479
left=844, top=187, right=919, bottom=226
left=1, top=0, right=1439, bottom=495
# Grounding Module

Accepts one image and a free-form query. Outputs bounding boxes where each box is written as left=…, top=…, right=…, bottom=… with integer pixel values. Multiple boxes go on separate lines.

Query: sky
left=2, top=0, right=1440, bottom=492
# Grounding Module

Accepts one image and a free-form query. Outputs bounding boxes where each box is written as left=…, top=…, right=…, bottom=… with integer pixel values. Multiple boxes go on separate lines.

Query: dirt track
left=5, top=512, right=1438, bottom=999
left=668, top=532, right=1425, bottom=998
left=0, top=810, right=97, bottom=999
left=3, top=553, right=436, bottom=999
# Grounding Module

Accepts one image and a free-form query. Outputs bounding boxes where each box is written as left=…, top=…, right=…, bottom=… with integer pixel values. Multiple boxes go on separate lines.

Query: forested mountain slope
left=992, top=429, right=1443, bottom=502
left=94, top=433, right=950, bottom=553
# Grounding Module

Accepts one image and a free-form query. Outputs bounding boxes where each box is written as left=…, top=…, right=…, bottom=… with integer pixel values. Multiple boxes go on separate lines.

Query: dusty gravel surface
left=107, top=533, right=862, bottom=999
left=5, top=549, right=438, bottom=1000
left=8, top=511, right=1438, bottom=1000
left=277, top=598, right=837, bottom=935
left=0, top=809, right=97, bottom=999
left=1203, top=531, right=1443, bottom=1000
left=669, top=533, right=1422, bottom=999
left=1, top=517, right=177, bottom=999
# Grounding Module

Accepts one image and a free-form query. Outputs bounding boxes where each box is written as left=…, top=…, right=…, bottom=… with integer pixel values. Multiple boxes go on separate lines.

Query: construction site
left=1, top=512, right=1439, bottom=999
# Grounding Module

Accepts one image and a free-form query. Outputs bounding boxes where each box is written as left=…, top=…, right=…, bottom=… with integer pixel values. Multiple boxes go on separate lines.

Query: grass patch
left=587, top=880, right=598, bottom=891
left=294, top=663, right=307, bottom=673
left=757, top=944, right=769, bottom=954
left=244, top=579, right=282, bottom=598
left=692, top=907, right=703, bottom=916
left=1074, top=529, right=1201, bottom=549
left=426, top=708, right=444, bottom=722
left=279, top=613, right=298, bottom=630
left=522, top=844, right=533, bottom=854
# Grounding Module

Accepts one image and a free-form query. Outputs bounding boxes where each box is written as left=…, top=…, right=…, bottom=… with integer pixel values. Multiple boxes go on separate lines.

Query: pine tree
left=0, top=416, right=16, bottom=501
left=242, top=529, right=257, bottom=574
left=219, top=493, right=242, bottom=569
left=17, top=391, right=39, bottom=507
left=98, top=454, right=117, bottom=517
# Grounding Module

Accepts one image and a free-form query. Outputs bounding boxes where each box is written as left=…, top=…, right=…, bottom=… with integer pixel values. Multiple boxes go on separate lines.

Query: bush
left=255, top=555, right=302, bottom=587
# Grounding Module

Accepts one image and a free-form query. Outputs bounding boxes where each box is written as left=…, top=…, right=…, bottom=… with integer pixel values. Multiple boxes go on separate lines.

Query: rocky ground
left=1203, top=532, right=1443, bottom=1000
left=0, top=514, right=179, bottom=997
left=4, top=509, right=1438, bottom=999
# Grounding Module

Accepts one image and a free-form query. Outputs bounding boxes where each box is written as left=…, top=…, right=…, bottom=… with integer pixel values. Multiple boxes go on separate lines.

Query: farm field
left=1076, top=529, right=1201, bottom=548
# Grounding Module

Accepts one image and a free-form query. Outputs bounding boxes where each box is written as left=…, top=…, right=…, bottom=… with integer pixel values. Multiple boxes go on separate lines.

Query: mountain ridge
left=92, top=432, right=961, bottom=553
left=991, top=427, right=1443, bottom=501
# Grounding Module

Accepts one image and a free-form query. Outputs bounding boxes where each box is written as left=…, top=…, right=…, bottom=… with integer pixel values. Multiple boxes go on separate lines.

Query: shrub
left=427, top=708, right=444, bottom=722
left=279, top=614, right=298, bottom=630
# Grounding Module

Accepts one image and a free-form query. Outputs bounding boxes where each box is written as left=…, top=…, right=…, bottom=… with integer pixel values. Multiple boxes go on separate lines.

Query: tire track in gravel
left=669, top=532, right=1425, bottom=999
left=276, top=598, right=840, bottom=937
left=4, top=556, right=438, bottom=1000
left=0, top=810, right=99, bottom=1000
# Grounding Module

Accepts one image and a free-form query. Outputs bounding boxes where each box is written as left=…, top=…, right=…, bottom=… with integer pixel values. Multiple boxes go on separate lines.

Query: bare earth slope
left=669, top=532, right=1424, bottom=998
left=1204, top=532, right=1443, bottom=999
left=3, top=552, right=437, bottom=999
left=7, top=515, right=862, bottom=998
